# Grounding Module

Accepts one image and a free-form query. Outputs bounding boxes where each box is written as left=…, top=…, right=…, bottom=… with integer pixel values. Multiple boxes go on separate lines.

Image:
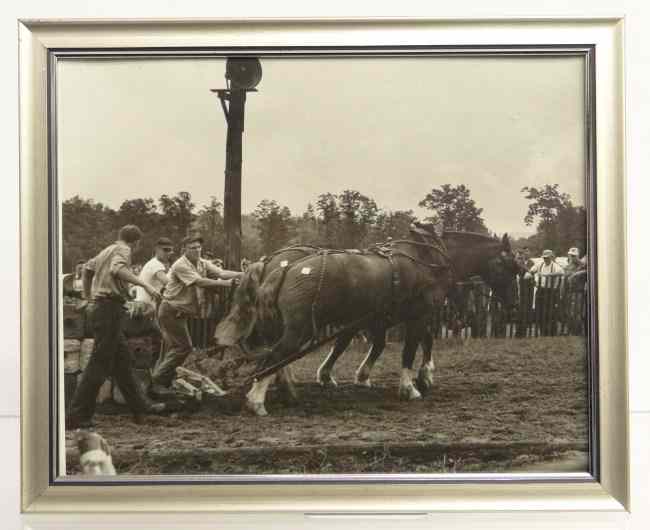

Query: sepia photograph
left=56, top=52, right=593, bottom=478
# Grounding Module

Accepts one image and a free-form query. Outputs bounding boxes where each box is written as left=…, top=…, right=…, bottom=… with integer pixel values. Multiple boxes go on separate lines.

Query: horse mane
left=443, top=231, right=504, bottom=244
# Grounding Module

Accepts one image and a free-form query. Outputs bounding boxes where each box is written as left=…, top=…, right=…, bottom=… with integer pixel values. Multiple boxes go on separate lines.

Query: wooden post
left=214, top=58, right=262, bottom=271
left=223, top=89, right=246, bottom=271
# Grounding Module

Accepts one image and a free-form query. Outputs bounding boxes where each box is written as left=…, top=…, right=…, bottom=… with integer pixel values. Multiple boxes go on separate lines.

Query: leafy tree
left=116, top=198, right=158, bottom=231
left=419, top=184, right=488, bottom=233
left=241, top=214, right=263, bottom=260
left=194, top=196, right=224, bottom=257
left=315, top=192, right=340, bottom=247
left=62, top=196, right=116, bottom=271
left=337, top=190, right=378, bottom=248
left=290, top=203, right=319, bottom=246
left=252, top=199, right=293, bottom=255
left=521, top=184, right=587, bottom=254
left=373, top=209, right=417, bottom=243
left=158, top=191, right=195, bottom=243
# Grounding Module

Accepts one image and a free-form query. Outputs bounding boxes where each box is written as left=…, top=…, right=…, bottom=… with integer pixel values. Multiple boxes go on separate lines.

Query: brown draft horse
left=216, top=223, right=518, bottom=416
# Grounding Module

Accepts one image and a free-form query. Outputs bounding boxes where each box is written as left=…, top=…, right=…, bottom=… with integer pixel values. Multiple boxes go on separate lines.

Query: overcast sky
left=57, top=55, right=586, bottom=237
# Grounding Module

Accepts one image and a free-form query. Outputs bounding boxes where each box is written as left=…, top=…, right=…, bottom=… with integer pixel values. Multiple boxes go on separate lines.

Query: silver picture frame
left=19, top=17, right=627, bottom=513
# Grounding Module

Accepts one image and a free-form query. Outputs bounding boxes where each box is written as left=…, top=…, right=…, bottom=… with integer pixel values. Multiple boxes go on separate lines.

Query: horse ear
left=501, top=233, right=511, bottom=251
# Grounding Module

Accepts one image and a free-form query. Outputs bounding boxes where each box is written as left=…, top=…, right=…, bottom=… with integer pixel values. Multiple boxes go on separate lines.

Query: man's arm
left=153, top=270, right=170, bottom=286
left=205, top=261, right=242, bottom=280
left=194, top=277, right=234, bottom=289
left=115, top=266, right=161, bottom=301
left=115, top=266, right=150, bottom=288
left=81, top=268, right=94, bottom=300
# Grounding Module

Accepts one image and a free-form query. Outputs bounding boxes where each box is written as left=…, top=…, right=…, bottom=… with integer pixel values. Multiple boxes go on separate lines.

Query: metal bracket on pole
left=211, top=89, right=231, bottom=123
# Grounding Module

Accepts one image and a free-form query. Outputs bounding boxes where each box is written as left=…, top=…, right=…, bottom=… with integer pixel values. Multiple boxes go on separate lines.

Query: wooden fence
left=425, top=275, right=588, bottom=340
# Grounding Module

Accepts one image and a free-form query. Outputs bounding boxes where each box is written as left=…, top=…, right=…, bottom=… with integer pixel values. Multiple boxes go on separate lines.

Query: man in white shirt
left=135, top=237, right=174, bottom=310
left=133, top=237, right=173, bottom=375
left=527, top=249, right=565, bottom=336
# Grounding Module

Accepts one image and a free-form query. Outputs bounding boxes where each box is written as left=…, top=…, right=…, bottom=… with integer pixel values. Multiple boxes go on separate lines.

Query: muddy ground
left=65, top=336, right=590, bottom=475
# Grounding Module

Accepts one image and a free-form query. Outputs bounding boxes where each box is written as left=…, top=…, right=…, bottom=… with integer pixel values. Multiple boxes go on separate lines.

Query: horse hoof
left=416, top=371, right=435, bottom=394
left=245, top=400, right=268, bottom=417
left=355, top=378, right=372, bottom=388
left=399, top=385, right=422, bottom=401
left=318, top=376, right=338, bottom=388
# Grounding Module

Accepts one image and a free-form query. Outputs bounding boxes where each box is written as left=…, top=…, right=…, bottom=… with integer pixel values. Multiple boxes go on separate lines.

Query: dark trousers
left=535, top=287, right=556, bottom=336
left=151, top=300, right=193, bottom=388
left=69, top=298, right=149, bottom=421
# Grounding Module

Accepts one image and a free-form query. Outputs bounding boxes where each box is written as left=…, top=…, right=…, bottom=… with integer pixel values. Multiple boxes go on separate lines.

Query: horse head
left=213, top=261, right=265, bottom=347
left=442, top=231, right=519, bottom=310
left=481, top=233, right=519, bottom=308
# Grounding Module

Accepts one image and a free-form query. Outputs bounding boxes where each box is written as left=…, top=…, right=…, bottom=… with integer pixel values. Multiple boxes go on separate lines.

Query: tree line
left=61, top=183, right=586, bottom=272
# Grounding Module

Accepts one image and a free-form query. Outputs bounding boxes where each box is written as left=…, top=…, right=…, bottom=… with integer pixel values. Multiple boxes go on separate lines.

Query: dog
left=77, top=431, right=116, bottom=476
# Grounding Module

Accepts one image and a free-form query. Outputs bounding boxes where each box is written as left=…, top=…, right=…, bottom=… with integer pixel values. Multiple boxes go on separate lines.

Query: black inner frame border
left=47, top=44, right=599, bottom=487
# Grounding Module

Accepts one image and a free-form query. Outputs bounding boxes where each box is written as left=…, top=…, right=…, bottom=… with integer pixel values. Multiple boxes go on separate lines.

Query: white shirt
left=135, top=256, right=168, bottom=307
left=530, top=260, right=565, bottom=288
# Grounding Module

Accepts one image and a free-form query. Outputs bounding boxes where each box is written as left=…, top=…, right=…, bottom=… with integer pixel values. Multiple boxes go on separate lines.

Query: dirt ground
left=65, top=336, right=590, bottom=475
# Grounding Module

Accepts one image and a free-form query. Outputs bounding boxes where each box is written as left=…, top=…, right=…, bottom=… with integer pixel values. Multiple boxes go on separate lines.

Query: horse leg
left=245, top=320, right=309, bottom=416
left=354, top=326, right=386, bottom=388
left=416, top=328, right=436, bottom=394
left=245, top=373, right=277, bottom=417
left=276, top=366, right=299, bottom=403
left=316, top=329, right=355, bottom=387
left=399, top=321, right=423, bottom=401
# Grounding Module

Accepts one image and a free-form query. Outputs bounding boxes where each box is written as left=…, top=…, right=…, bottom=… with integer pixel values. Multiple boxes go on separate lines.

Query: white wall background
left=1, top=0, right=648, bottom=528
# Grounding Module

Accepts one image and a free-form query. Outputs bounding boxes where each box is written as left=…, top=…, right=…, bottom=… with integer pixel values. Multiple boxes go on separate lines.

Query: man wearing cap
left=150, top=235, right=243, bottom=397
left=526, top=250, right=565, bottom=336
left=565, top=247, right=586, bottom=276
left=132, top=237, right=174, bottom=367
left=67, top=225, right=166, bottom=429
left=134, top=237, right=173, bottom=308
left=563, top=247, right=588, bottom=334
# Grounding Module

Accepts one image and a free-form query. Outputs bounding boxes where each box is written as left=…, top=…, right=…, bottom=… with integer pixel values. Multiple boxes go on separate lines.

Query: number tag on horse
left=280, top=260, right=289, bottom=267
left=301, top=267, right=311, bottom=275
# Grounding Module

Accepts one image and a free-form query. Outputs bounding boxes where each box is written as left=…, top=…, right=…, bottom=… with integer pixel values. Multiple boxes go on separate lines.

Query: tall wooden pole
left=223, top=89, right=246, bottom=271
left=213, top=58, right=261, bottom=271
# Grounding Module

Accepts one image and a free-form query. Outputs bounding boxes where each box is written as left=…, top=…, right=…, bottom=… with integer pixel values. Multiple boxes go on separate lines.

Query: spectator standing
left=527, top=249, right=565, bottom=336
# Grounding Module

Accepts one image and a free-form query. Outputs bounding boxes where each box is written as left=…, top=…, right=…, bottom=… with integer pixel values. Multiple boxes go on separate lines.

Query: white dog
left=77, top=431, right=116, bottom=476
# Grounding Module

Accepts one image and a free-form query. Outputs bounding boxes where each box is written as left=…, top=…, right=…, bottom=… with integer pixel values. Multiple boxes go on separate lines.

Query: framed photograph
left=19, top=18, right=628, bottom=512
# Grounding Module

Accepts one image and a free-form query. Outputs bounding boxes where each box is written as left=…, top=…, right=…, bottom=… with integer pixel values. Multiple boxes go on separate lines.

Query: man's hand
left=232, top=276, right=242, bottom=287
left=144, top=284, right=162, bottom=302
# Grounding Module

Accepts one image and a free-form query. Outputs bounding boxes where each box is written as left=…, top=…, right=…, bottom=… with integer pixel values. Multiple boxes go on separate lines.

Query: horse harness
left=259, top=233, right=451, bottom=342
left=245, top=234, right=452, bottom=383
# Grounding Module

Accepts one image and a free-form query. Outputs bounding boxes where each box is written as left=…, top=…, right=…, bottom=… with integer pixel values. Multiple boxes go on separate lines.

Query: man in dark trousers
left=67, top=225, right=166, bottom=429
left=150, top=235, right=242, bottom=397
